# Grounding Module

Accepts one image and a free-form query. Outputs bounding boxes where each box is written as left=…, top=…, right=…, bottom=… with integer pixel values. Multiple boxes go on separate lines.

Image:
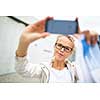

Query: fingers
left=23, top=16, right=53, bottom=33
left=75, top=17, right=78, bottom=22
left=23, top=24, right=36, bottom=33
left=90, top=31, right=98, bottom=46
left=34, top=16, right=53, bottom=25
left=82, top=30, right=98, bottom=45
left=45, top=16, right=53, bottom=22
left=82, top=30, right=91, bottom=45
left=75, top=17, right=81, bottom=33
left=40, top=32, right=50, bottom=38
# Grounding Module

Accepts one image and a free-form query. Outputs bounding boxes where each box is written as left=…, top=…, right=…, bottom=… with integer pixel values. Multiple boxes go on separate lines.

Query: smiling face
left=54, top=35, right=74, bottom=62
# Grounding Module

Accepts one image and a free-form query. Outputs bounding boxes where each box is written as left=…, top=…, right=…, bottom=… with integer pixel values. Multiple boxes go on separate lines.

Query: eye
left=65, top=47, right=70, bottom=50
left=57, top=44, right=62, bottom=47
left=65, top=46, right=72, bottom=51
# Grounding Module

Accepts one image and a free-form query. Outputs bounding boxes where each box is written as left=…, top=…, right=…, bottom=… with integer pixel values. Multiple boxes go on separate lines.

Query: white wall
left=0, top=16, right=26, bottom=75
left=79, top=16, right=100, bottom=34
left=0, top=16, right=55, bottom=76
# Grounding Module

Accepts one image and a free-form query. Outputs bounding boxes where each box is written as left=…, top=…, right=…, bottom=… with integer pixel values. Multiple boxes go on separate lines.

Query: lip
left=57, top=52, right=64, bottom=57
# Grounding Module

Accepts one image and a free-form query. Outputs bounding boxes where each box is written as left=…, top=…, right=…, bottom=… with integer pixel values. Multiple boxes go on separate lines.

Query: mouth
left=57, top=52, right=64, bottom=57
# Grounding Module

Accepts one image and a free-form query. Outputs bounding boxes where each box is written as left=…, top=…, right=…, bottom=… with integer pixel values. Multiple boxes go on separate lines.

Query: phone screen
left=45, top=19, right=78, bottom=35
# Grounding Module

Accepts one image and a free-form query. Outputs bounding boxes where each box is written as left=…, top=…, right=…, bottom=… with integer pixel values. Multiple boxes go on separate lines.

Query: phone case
left=45, top=19, right=78, bottom=35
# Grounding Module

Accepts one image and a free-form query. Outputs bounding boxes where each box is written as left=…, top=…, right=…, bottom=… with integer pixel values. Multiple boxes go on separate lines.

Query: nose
left=60, top=47, right=65, bottom=52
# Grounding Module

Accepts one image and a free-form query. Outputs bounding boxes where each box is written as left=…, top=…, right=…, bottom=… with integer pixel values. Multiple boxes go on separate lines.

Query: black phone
left=45, top=19, right=78, bottom=35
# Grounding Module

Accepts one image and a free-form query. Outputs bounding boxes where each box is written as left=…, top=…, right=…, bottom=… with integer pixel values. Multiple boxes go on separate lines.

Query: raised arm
left=16, top=16, right=53, bottom=57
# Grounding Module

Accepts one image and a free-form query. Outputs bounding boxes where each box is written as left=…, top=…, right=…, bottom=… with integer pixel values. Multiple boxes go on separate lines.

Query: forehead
left=57, top=36, right=74, bottom=47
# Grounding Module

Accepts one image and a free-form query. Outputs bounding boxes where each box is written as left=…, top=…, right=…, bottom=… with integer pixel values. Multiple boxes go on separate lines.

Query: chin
left=55, top=56, right=65, bottom=61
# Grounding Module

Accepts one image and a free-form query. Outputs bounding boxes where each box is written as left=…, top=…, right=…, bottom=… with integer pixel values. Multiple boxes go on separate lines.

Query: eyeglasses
left=55, top=43, right=73, bottom=53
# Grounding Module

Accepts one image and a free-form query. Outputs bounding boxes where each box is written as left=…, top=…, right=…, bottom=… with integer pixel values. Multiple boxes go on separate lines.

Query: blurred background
left=0, top=16, right=100, bottom=82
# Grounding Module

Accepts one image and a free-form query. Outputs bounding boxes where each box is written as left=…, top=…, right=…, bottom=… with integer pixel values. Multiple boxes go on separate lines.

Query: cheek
left=65, top=52, right=72, bottom=58
left=54, top=48, right=58, bottom=56
left=54, top=49, right=70, bottom=60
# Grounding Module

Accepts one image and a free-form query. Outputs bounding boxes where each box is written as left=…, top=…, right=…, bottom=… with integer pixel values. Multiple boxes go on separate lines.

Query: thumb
left=40, top=32, right=50, bottom=38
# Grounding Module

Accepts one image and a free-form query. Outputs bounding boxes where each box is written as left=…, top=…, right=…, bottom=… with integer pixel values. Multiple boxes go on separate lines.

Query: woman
left=15, top=17, right=78, bottom=83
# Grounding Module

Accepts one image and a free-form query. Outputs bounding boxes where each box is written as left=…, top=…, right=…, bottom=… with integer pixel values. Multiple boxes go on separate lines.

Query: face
left=54, top=36, right=74, bottom=62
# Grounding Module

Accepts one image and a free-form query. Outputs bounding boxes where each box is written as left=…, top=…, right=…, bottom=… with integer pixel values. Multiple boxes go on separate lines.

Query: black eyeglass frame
left=55, top=43, right=73, bottom=53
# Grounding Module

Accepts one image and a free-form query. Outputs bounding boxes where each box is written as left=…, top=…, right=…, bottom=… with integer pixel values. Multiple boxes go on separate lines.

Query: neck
left=52, top=59, right=65, bottom=70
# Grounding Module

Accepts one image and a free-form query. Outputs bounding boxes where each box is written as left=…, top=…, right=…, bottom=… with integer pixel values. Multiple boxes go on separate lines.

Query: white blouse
left=49, top=67, right=72, bottom=83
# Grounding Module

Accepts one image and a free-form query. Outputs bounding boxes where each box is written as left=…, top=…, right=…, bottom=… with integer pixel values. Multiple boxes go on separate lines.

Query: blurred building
left=0, top=16, right=39, bottom=82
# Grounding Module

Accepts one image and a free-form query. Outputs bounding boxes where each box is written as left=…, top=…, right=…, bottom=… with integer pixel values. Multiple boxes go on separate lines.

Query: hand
left=23, top=16, right=53, bottom=33
left=90, top=31, right=98, bottom=46
left=21, top=16, right=53, bottom=44
left=82, top=30, right=98, bottom=46
left=16, top=16, right=53, bottom=57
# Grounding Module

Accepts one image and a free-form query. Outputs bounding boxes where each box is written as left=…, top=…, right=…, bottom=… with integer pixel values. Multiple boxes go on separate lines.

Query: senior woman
left=15, top=17, right=78, bottom=83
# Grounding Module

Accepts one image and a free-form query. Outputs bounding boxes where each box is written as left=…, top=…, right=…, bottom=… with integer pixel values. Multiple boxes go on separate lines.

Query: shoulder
left=39, top=61, right=51, bottom=69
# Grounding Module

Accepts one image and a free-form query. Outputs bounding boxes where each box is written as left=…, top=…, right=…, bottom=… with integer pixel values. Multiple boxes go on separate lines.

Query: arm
left=79, top=30, right=98, bottom=46
left=16, top=16, right=53, bottom=57
left=15, top=17, right=53, bottom=78
left=75, top=17, right=98, bottom=46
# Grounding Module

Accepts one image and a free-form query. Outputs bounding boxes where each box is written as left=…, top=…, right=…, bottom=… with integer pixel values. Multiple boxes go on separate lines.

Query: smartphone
left=45, top=19, right=78, bottom=35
